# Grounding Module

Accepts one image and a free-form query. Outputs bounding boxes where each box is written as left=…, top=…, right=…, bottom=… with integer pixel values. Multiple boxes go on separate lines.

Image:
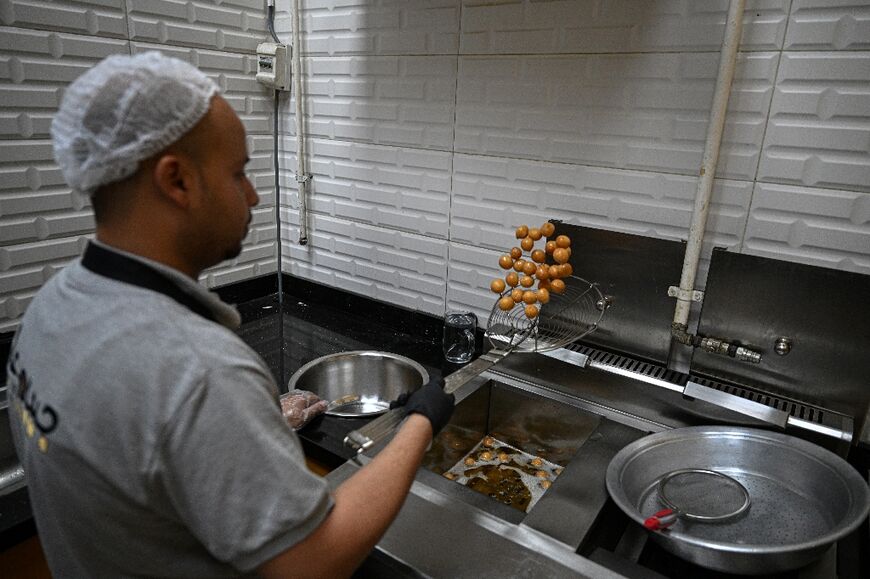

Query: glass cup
left=443, top=310, right=477, bottom=364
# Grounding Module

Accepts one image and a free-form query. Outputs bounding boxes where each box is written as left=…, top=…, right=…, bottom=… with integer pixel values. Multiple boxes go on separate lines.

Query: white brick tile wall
left=1, top=21, right=281, bottom=330
left=0, top=1, right=128, bottom=38
left=742, top=182, right=870, bottom=273
left=291, top=0, right=460, bottom=56
left=3, top=0, right=870, bottom=334
left=454, top=52, right=778, bottom=180
left=460, top=0, right=789, bottom=54
left=281, top=211, right=447, bottom=316
left=450, top=154, right=752, bottom=254
left=785, top=0, right=870, bottom=50
left=757, top=51, right=870, bottom=192
left=288, top=55, right=457, bottom=150
left=127, top=0, right=266, bottom=53
left=282, top=137, right=452, bottom=238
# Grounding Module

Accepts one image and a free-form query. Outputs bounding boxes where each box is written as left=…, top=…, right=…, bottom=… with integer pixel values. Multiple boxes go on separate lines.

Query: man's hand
left=392, top=377, right=454, bottom=435
left=280, top=390, right=328, bottom=430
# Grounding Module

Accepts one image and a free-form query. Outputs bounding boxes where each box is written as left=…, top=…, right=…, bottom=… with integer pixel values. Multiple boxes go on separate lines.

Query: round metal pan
left=606, top=426, right=870, bottom=575
left=287, top=351, right=428, bottom=417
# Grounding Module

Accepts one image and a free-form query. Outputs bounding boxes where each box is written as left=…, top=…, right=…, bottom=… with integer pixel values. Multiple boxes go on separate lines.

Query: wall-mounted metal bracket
left=668, top=286, right=704, bottom=302
left=295, top=172, right=312, bottom=183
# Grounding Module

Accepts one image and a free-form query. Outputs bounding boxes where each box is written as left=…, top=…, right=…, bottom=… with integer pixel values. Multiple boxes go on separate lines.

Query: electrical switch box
left=256, top=42, right=289, bottom=91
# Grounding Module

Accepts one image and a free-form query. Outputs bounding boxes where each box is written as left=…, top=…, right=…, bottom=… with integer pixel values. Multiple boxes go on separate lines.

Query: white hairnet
left=51, top=51, right=220, bottom=195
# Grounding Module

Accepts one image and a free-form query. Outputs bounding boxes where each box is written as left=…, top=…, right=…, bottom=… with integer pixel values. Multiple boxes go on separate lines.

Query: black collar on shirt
left=82, top=242, right=217, bottom=323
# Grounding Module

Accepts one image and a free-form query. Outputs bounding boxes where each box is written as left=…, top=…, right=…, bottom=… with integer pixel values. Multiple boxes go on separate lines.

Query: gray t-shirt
left=7, top=243, right=332, bottom=577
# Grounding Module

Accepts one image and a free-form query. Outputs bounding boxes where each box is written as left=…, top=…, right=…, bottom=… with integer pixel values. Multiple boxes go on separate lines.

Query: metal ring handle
left=657, top=468, right=751, bottom=522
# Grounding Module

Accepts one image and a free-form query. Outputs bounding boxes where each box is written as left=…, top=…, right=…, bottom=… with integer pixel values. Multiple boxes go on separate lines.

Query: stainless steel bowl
left=606, top=426, right=870, bottom=575
left=287, top=351, right=429, bottom=417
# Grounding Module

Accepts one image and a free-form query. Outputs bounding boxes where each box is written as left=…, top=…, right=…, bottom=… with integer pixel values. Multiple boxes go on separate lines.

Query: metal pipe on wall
left=292, top=0, right=310, bottom=246
left=670, top=0, right=760, bottom=364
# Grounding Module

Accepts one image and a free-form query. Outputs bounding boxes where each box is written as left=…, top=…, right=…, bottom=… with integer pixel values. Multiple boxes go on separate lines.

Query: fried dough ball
left=480, top=451, right=493, bottom=461
left=465, top=457, right=476, bottom=466
left=561, top=263, right=573, bottom=277
left=540, top=480, right=552, bottom=489
left=537, top=287, right=551, bottom=304
left=545, top=240, right=557, bottom=254
left=515, top=225, right=529, bottom=239
left=536, top=265, right=550, bottom=280
left=550, top=279, right=566, bottom=294
left=491, top=279, right=506, bottom=294
left=520, top=237, right=534, bottom=251
left=528, top=227, right=542, bottom=241
left=498, top=296, right=514, bottom=311
left=541, top=222, right=555, bottom=237
left=525, top=304, right=539, bottom=319
left=555, top=235, right=571, bottom=248
left=498, top=452, right=510, bottom=462
left=505, top=271, right=519, bottom=287
left=522, top=261, right=537, bottom=276
left=538, top=279, right=550, bottom=291
left=522, top=290, right=537, bottom=305
left=535, top=470, right=548, bottom=478
left=483, top=436, right=495, bottom=447
left=499, top=255, right=513, bottom=269
left=553, top=247, right=569, bottom=264
left=510, top=246, right=522, bottom=260
left=510, top=288, right=524, bottom=303
left=520, top=275, right=534, bottom=288
left=513, top=258, right=526, bottom=272
left=531, top=457, right=543, bottom=467
left=444, top=472, right=457, bottom=480
left=531, top=249, right=546, bottom=264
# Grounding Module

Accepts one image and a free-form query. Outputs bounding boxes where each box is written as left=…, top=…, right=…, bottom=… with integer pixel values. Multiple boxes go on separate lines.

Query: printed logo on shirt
left=8, top=347, right=58, bottom=454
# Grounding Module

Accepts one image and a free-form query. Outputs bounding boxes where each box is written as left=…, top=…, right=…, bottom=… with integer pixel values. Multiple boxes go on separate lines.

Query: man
left=7, top=51, right=454, bottom=578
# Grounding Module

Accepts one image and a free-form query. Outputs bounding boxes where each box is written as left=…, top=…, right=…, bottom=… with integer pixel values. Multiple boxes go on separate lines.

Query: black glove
left=391, top=376, right=454, bottom=436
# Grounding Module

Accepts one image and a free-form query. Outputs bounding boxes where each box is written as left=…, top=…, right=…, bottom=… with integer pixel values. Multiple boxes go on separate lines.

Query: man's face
left=189, top=96, right=259, bottom=269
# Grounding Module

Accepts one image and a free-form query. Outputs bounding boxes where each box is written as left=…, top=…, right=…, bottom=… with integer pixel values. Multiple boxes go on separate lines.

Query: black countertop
left=1, top=284, right=458, bottom=549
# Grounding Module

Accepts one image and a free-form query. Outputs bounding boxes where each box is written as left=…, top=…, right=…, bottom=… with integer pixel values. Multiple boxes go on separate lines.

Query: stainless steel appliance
left=331, top=224, right=870, bottom=578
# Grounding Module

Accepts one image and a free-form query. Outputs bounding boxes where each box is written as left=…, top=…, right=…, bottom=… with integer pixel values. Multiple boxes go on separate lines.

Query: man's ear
left=152, top=154, right=197, bottom=209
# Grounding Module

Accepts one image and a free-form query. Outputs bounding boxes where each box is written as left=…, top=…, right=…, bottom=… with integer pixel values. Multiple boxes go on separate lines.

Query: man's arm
left=258, top=377, right=454, bottom=579
left=258, top=413, right=432, bottom=579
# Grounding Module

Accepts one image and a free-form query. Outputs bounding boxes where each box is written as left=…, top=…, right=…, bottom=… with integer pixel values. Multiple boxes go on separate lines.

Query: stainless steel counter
left=335, top=351, right=867, bottom=579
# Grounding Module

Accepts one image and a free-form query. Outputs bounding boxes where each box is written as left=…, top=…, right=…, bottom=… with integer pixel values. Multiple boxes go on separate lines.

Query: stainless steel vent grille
left=564, top=343, right=851, bottom=437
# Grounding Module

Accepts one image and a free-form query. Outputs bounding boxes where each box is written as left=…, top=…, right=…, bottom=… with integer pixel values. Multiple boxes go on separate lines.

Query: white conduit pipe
left=672, top=0, right=745, bottom=329
left=292, top=0, right=310, bottom=245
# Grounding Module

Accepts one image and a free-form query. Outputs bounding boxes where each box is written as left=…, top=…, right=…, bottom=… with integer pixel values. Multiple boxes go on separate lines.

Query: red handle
left=644, top=508, right=677, bottom=531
